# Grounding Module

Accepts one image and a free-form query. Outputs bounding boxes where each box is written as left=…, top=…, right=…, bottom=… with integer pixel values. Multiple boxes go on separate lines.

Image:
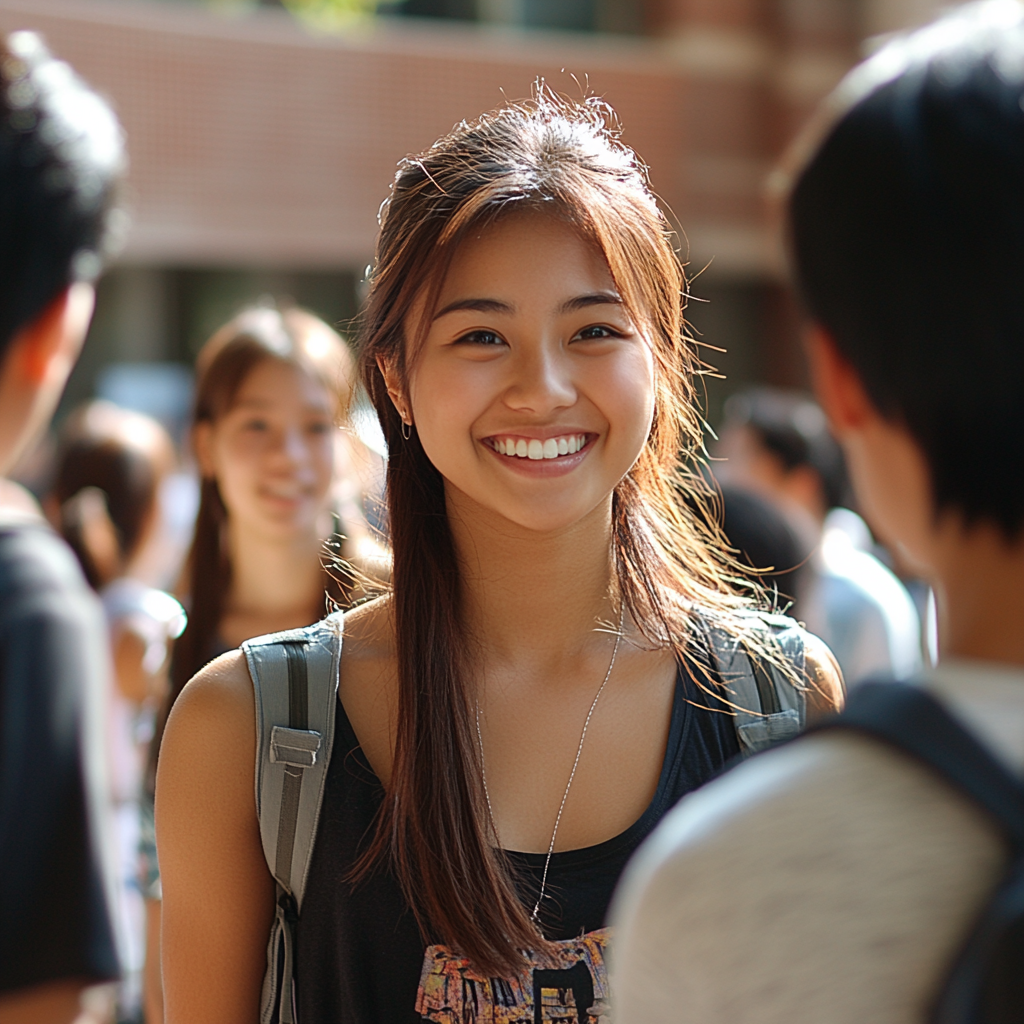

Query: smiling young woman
left=155, top=92, right=843, bottom=1024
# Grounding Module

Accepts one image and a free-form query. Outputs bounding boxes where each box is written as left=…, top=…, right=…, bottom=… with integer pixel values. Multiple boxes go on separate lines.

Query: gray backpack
left=243, top=608, right=807, bottom=1024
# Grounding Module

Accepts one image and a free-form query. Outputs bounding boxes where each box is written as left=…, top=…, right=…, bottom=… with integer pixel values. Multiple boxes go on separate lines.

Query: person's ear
left=10, top=283, right=94, bottom=388
left=805, top=323, right=873, bottom=439
left=192, top=422, right=216, bottom=479
left=376, top=355, right=411, bottom=425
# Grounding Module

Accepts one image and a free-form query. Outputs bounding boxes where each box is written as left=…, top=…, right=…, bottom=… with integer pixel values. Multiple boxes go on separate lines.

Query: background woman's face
left=197, top=357, right=336, bottom=540
left=403, top=212, right=656, bottom=535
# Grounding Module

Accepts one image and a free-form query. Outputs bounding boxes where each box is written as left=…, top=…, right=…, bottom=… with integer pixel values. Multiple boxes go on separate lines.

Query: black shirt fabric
left=0, top=521, right=120, bottom=993
left=295, top=647, right=742, bottom=1023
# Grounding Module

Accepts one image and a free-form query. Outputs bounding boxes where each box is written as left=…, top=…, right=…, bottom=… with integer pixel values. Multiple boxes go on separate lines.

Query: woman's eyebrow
left=558, top=292, right=623, bottom=313
left=433, top=297, right=515, bottom=320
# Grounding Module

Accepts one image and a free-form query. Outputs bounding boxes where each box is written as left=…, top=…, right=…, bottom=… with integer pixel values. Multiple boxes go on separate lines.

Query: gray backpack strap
left=706, top=611, right=807, bottom=755
left=243, top=610, right=343, bottom=1024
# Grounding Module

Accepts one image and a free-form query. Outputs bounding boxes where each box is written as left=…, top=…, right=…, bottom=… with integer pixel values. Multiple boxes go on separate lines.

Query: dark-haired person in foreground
left=0, top=32, right=125, bottom=1024
left=612, top=4, right=1024, bottom=1021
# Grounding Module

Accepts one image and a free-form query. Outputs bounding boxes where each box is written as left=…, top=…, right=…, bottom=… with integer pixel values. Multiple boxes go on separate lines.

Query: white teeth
left=495, top=433, right=589, bottom=459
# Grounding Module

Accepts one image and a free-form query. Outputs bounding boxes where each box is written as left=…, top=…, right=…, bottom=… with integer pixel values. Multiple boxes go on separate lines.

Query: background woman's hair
left=0, top=32, right=124, bottom=356
left=148, top=305, right=355, bottom=794
left=51, top=401, right=173, bottom=590
left=356, top=86, right=759, bottom=976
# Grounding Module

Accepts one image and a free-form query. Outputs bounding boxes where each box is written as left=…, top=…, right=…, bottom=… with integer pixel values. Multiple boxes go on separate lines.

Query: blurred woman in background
left=49, top=400, right=186, bottom=1023
left=142, top=303, right=386, bottom=1023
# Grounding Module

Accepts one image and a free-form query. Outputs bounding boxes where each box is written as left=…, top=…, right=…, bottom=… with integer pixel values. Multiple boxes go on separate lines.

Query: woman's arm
left=155, top=652, right=274, bottom=1024
left=803, top=631, right=846, bottom=722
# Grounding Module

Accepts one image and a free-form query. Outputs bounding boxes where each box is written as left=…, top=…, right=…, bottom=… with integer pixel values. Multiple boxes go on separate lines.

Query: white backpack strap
left=706, top=611, right=807, bottom=755
left=243, top=610, right=343, bottom=1024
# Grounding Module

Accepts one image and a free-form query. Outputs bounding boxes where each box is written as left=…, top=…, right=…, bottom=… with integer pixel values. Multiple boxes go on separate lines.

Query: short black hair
left=718, top=484, right=809, bottom=611
left=789, top=2, right=1024, bottom=538
left=0, top=32, right=124, bottom=357
left=723, top=387, right=850, bottom=511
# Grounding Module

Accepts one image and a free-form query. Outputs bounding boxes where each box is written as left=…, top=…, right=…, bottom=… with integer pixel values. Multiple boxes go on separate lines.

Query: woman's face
left=196, top=357, right=336, bottom=540
left=399, top=212, right=656, bottom=535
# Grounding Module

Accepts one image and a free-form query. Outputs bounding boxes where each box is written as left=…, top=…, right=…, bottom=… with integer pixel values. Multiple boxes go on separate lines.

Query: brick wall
left=0, top=0, right=868, bottom=275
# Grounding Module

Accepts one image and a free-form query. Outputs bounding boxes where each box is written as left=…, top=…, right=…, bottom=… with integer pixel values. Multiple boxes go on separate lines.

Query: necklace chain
left=474, top=605, right=626, bottom=930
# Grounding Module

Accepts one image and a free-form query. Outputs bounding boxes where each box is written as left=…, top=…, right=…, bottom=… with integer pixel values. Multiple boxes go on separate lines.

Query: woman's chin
left=454, top=488, right=613, bottom=539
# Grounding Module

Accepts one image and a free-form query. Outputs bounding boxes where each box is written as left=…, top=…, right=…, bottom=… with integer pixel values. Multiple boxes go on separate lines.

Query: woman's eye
left=574, top=324, right=621, bottom=342
left=455, top=329, right=505, bottom=347
left=242, top=418, right=269, bottom=432
left=307, top=420, right=332, bottom=436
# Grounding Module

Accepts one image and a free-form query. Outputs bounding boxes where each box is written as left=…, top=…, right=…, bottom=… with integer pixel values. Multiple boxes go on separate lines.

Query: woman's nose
left=276, top=426, right=310, bottom=466
left=504, top=346, right=577, bottom=415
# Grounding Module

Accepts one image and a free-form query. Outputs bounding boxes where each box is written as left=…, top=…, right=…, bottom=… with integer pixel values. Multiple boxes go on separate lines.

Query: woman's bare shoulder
left=338, top=595, right=397, bottom=782
left=167, top=650, right=255, bottom=729
left=342, top=594, right=395, bottom=663
left=802, top=631, right=845, bottom=721
left=159, top=651, right=257, bottom=785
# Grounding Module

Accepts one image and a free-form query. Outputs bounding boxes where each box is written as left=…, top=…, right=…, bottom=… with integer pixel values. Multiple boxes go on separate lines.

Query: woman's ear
left=192, top=422, right=216, bottom=479
left=376, top=355, right=410, bottom=424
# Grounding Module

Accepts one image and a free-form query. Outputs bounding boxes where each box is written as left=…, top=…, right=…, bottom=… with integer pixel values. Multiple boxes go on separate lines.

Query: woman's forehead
left=435, top=214, right=615, bottom=308
left=228, top=357, right=334, bottom=409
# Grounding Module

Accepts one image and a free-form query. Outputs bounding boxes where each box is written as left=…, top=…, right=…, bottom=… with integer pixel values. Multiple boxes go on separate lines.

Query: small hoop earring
left=401, top=420, right=412, bottom=441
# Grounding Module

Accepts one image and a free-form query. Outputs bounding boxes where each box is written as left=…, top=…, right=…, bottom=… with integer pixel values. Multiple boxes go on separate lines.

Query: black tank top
left=294, top=651, right=741, bottom=1023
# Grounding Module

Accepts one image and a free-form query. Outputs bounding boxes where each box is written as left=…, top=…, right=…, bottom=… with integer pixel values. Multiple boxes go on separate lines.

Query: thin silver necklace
left=474, top=604, right=625, bottom=929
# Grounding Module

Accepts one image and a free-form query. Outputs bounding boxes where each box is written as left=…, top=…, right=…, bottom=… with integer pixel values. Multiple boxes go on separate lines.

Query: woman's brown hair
left=356, top=88, right=757, bottom=976
left=148, top=305, right=355, bottom=791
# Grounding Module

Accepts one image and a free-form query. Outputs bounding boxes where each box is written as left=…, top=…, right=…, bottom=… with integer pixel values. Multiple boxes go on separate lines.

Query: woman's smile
left=482, top=431, right=595, bottom=477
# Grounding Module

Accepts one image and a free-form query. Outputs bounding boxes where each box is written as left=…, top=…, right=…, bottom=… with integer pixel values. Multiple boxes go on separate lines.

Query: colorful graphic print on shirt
left=415, top=927, right=610, bottom=1023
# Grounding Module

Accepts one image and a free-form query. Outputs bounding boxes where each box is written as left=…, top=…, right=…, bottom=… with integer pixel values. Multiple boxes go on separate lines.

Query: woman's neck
left=449, top=491, right=618, bottom=672
left=224, top=518, right=326, bottom=621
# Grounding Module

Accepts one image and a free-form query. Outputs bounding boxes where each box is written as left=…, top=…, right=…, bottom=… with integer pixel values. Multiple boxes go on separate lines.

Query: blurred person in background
left=716, top=386, right=921, bottom=685
left=47, top=401, right=186, bottom=1024
left=141, top=304, right=385, bottom=1024
left=0, top=30, right=125, bottom=1024
left=612, top=5, right=1024, bottom=1020
left=715, top=482, right=810, bottom=613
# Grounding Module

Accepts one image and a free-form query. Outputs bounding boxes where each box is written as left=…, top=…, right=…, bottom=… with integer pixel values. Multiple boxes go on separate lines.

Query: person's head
left=0, top=32, right=124, bottom=473
left=192, top=305, right=352, bottom=544
left=180, top=304, right=350, bottom=657
left=49, top=401, right=174, bottom=590
left=716, top=387, right=848, bottom=523
left=786, top=1, right=1024, bottom=564
left=356, top=89, right=761, bottom=975
left=717, top=483, right=810, bottom=611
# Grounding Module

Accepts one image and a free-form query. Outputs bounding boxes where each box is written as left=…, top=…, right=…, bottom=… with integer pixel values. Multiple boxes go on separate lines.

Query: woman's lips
left=483, top=432, right=595, bottom=476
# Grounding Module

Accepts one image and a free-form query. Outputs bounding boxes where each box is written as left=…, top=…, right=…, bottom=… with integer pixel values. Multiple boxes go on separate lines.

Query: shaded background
left=0, top=0, right=948, bottom=443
